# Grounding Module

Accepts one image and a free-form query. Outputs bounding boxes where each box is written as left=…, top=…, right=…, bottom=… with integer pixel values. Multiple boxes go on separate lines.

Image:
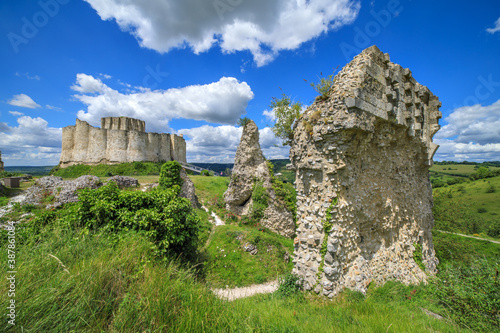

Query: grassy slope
left=2, top=166, right=498, bottom=331
left=204, top=225, right=293, bottom=288
left=433, top=175, right=500, bottom=236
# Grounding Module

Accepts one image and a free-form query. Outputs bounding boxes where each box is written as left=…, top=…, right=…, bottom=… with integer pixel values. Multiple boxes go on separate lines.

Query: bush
left=200, top=170, right=212, bottom=176
left=487, top=222, right=500, bottom=238
left=478, top=207, right=488, bottom=213
left=159, top=161, right=183, bottom=189
left=486, top=184, right=496, bottom=193
left=76, top=182, right=200, bottom=259
left=237, top=117, right=251, bottom=127
left=276, top=274, right=301, bottom=297
left=250, top=181, right=269, bottom=223
left=434, top=259, right=500, bottom=332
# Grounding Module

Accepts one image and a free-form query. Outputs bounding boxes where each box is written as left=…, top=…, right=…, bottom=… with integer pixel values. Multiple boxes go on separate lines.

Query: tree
left=269, top=93, right=302, bottom=146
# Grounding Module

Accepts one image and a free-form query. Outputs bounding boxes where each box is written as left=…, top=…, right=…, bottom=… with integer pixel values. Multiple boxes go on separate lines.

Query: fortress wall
left=171, top=134, right=187, bottom=163
left=72, top=119, right=90, bottom=162
left=59, top=117, right=186, bottom=167
left=60, top=126, right=75, bottom=164
left=159, top=134, right=171, bottom=162
left=127, top=131, right=147, bottom=162
left=101, top=117, right=145, bottom=132
left=106, top=130, right=128, bottom=162
left=145, top=133, right=160, bottom=162
left=87, top=126, right=107, bottom=163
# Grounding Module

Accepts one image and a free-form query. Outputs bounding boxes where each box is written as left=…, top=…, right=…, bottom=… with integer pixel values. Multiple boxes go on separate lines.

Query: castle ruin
left=290, top=46, right=441, bottom=296
left=59, top=117, right=186, bottom=168
left=0, top=150, right=4, bottom=172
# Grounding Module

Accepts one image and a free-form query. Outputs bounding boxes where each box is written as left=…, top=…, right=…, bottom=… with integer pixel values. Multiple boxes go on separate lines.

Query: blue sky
left=1, top=0, right=499, bottom=166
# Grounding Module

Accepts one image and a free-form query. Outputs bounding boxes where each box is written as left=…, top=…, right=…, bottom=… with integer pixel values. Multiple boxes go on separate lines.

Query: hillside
left=0, top=163, right=499, bottom=331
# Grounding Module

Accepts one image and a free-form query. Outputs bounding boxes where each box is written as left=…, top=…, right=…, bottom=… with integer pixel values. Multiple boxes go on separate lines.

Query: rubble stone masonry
left=290, top=46, right=441, bottom=296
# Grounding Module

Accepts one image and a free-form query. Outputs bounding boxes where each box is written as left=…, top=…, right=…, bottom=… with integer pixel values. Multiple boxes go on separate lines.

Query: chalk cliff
left=59, top=117, right=186, bottom=168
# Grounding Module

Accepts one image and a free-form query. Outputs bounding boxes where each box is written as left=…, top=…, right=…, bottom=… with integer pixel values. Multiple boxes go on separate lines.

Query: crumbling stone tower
left=290, top=46, right=441, bottom=296
left=0, top=150, right=4, bottom=172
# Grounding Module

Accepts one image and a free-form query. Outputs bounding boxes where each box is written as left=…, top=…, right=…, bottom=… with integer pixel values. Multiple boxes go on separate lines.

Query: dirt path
left=212, top=280, right=279, bottom=301
left=435, top=230, right=500, bottom=244
left=202, top=205, right=225, bottom=226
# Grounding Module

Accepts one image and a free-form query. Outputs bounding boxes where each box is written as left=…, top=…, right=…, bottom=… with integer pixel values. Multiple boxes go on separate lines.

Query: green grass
left=190, top=175, right=236, bottom=223
left=433, top=175, right=500, bottom=237
left=204, top=224, right=294, bottom=288
left=51, top=161, right=165, bottom=178
left=189, top=175, right=229, bottom=203
left=432, top=230, right=500, bottom=266
left=430, top=164, right=500, bottom=177
left=2, top=163, right=499, bottom=332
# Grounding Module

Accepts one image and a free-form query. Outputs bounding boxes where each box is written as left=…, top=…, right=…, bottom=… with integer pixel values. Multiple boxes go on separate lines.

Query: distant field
left=430, top=164, right=500, bottom=177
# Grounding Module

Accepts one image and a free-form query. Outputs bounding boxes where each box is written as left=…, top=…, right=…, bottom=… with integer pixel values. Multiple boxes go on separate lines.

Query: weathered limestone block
left=59, top=117, right=186, bottom=168
left=224, top=120, right=295, bottom=238
left=290, top=46, right=441, bottom=296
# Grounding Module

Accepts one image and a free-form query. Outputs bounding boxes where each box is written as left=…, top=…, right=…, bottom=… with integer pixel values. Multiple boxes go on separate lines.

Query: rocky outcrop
left=0, top=150, right=4, bottom=172
left=23, top=175, right=102, bottom=208
left=224, top=120, right=295, bottom=237
left=106, top=176, right=139, bottom=188
left=179, top=169, right=199, bottom=208
left=22, top=175, right=141, bottom=208
left=290, top=46, right=441, bottom=296
left=59, top=117, right=186, bottom=168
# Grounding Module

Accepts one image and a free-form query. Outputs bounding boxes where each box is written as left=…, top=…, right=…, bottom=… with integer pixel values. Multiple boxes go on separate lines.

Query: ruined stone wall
left=290, top=46, right=441, bottom=297
left=59, top=117, right=186, bottom=167
left=0, top=150, right=4, bottom=172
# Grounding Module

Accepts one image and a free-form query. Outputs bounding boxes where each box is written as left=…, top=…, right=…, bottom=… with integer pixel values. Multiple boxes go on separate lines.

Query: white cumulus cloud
left=0, top=116, right=62, bottom=166
left=72, top=74, right=254, bottom=132
left=486, top=17, right=500, bottom=34
left=7, top=94, right=41, bottom=109
left=434, top=99, right=500, bottom=161
left=84, top=0, right=360, bottom=66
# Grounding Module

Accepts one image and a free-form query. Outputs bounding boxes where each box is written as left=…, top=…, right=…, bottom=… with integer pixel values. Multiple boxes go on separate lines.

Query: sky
left=0, top=0, right=499, bottom=166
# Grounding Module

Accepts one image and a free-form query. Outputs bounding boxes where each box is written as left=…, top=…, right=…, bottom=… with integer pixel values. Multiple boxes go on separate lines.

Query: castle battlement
left=59, top=117, right=186, bottom=168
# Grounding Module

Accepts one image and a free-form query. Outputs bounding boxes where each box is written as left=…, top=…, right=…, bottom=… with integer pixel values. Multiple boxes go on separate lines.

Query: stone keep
left=290, top=46, right=441, bottom=296
left=0, top=150, right=4, bottom=172
left=59, top=117, right=186, bottom=168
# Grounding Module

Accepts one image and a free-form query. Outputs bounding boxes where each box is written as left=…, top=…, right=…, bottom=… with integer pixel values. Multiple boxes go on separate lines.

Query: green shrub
left=250, top=181, right=269, bottom=223
left=201, top=170, right=212, bottom=176
left=76, top=182, right=200, bottom=259
left=237, top=117, right=251, bottom=127
left=276, top=274, right=301, bottom=297
left=478, top=207, right=488, bottom=213
left=308, top=68, right=337, bottom=100
left=413, top=243, right=425, bottom=271
left=267, top=161, right=297, bottom=222
left=487, top=222, right=500, bottom=238
left=159, top=161, right=183, bottom=189
left=486, top=183, right=496, bottom=193
left=434, top=259, right=500, bottom=332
